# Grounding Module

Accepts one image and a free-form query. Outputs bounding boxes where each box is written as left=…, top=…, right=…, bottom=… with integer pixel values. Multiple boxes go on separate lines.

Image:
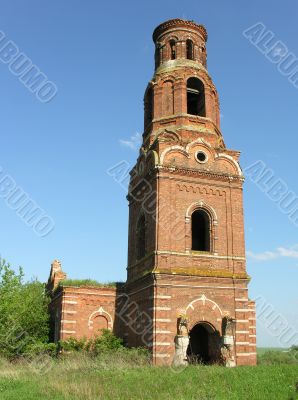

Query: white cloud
left=247, top=246, right=298, bottom=262
left=119, top=132, right=142, bottom=151
left=246, top=251, right=277, bottom=261
left=277, top=247, right=298, bottom=258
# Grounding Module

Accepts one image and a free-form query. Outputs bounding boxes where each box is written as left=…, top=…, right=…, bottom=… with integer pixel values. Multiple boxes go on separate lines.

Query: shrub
left=59, top=330, right=150, bottom=366
left=0, top=259, right=50, bottom=359
left=59, top=330, right=124, bottom=355
left=87, top=329, right=124, bottom=354
left=22, top=342, right=57, bottom=358
left=59, top=337, right=88, bottom=352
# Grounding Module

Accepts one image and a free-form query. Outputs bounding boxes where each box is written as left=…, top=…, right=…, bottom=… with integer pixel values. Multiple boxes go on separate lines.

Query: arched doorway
left=187, top=322, right=221, bottom=364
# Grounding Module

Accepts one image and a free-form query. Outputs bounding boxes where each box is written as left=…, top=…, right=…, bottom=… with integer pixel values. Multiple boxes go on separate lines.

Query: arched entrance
left=187, top=322, right=221, bottom=364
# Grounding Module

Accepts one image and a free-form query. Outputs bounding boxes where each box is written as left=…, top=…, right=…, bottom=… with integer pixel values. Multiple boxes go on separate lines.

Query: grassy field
left=0, top=354, right=298, bottom=400
left=257, top=347, right=287, bottom=356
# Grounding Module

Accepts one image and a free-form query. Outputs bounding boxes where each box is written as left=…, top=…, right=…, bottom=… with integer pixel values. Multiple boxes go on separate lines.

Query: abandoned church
left=47, top=18, right=257, bottom=366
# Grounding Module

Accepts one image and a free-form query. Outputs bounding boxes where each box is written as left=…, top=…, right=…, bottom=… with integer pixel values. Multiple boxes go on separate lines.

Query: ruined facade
left=47, top=19, right=257, bottom=366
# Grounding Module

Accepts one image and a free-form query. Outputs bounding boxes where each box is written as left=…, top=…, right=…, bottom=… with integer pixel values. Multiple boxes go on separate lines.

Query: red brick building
left=48, top=19, right=256, bottom=366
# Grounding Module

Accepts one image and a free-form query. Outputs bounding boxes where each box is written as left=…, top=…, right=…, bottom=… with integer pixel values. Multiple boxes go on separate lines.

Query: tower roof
left=153, top=18, right=208, bottom=43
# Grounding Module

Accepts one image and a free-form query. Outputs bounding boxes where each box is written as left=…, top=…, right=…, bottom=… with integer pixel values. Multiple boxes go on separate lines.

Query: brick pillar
left=174, top=79, right=186, bottom=115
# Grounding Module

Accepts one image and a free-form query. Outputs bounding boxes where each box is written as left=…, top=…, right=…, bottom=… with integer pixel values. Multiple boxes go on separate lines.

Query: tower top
left=152, top=18, right=208, bottom=71
left=153, top=18, right=208, bottom=43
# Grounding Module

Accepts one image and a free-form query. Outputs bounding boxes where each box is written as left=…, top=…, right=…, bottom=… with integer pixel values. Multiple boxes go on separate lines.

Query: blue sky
left=0, top=1, right=297, bottom=347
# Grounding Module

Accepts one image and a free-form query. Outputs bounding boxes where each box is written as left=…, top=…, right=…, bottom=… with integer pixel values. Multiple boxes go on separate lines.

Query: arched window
left=144, top=87, right=153, bottom=128
left=187, top=77, right=206, bottom=117
left=192, top=210, right=211, bottom=251
left=169, top=40, right=176, bottom=60
left=155, top=44, right=161, bottom=69
left=136, top=214, right=146, bottom=260
left=186, top=39, right=194, bottom=60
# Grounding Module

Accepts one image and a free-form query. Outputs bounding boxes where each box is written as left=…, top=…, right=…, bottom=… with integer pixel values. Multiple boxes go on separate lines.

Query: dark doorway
left=187, top=322, right=220, bottom=365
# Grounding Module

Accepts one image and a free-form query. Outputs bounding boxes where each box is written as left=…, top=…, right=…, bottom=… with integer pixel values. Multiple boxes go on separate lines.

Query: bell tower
left=125, top=19, right=256, bottom=366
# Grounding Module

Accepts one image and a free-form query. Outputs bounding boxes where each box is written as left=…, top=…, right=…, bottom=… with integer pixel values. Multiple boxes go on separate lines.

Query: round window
left=196, top=151, right=208, bottom=163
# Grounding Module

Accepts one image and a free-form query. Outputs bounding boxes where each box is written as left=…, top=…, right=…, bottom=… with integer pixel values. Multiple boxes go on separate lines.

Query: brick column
left=174, top=79, right=186, bottom=114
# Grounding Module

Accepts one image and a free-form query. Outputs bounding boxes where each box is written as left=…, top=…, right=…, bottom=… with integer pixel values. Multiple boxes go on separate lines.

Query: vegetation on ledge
left=58, top=279, right=123, bottom=288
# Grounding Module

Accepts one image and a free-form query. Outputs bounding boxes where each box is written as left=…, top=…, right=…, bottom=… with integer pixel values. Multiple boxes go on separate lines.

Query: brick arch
left=88, top=306, right=113, bottom=332
left=214, top=153, right=243, bottom=176
left=160, top=145, right=190, bottom=165
left=186, top=201, right=218, bottom=222
left=185, top=202, right=218, bottom=253
left=185, top=74, right=208, bottom=88
left=186, top=295, right=223, bottom=333
left=190, top=320, right=217, bottom=332
left=159, top=75, right=176, bottom=84
left=164, top=35, right=179, bottom=50
left=154, top=129, right=182, bottom=144
left=165, top=34, right=179, bottom=41
left=183, top=33, right=197, bottom=41
left=185, top=138, right=212, bottom=153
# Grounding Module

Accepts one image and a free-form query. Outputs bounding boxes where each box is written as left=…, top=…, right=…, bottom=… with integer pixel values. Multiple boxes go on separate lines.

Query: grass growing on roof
left=58, top=279, right=122, bottom=288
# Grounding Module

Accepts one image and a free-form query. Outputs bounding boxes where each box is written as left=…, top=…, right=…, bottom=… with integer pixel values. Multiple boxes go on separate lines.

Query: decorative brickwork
left=48, top=18, right=256, bottom=366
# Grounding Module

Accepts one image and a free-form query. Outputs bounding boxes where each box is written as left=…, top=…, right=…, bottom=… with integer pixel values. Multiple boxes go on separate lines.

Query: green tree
left=0, top=258, right=50, bottom=358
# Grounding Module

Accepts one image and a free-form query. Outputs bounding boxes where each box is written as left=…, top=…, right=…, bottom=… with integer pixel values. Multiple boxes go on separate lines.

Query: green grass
left=0, top=354, right=297, bottom=400
left=58, top=279, right=123, bottom=288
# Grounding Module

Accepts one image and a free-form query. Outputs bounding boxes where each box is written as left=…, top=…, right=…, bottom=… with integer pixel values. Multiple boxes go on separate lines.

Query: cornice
left=156, top=165, right=244, bottom=182
left=153, top=19, right=208, bottom=43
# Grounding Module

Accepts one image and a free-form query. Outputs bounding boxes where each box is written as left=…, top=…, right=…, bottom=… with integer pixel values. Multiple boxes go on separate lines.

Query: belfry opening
left=187, top=77, right=206, bottom=117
